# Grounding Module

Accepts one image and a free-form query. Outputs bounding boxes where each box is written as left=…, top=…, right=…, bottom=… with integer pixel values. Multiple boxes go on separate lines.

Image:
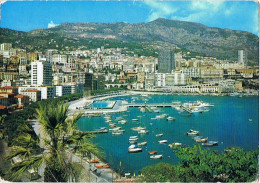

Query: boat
left=202, top=141, right=218, bottom=146
left=151, top=118, right=157, bottom=120
left=193, top=136, right=203, bottom=141
left=132, top=126, right=145, bottom=131
left=155, top=114, right=168, bottom=119
left=137, top=141, right=147, bottom=146
left=156, top=133, right=163, bottom=137
left=138, top=129, right=149, bottom=134
left=132, top=119, right=139, bottom=121
left=154, top=109, right=160, bottom=113
left=118, top=120, right=127, bottom=124
left=248, top=119, right=253, bottom=122
left=112, top=131, right=123, bottom=135
left=105, top=120, right=112, bottom=123
left=90, top=159, right=99, bottom=163
left=166, top=116, right=176, bottom=121
left=169, top=142, right=182, bottom=148
left=116, top=116, right=123, bottom=121
left=187, top=129, right=199, bottom=136
left=140, top=107, right=146, bottom=112
left=109, top=127, right=121, bottom=131
left=99, top=127, right=106, bottom=130
left=150, top=154, right=163, bottom=159
left=96, top=164, right=109, bottom=169
left=109, top=123, right=116, bottom=128
left=148, top=151, right=158, bottom=155
left=128, top=145, right=142, bottom=153
left=158, top=140, right=168, bottom=144
left=182, top=114, right=191, bottom=117
left=194, top=137, right=208, bottom=143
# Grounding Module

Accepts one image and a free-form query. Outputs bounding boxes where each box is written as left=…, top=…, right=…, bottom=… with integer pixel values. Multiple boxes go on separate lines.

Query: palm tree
left=5, top=102, right=101, bottom=182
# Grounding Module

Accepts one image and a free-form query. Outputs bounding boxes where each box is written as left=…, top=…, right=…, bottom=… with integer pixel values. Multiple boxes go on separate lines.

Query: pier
left=126, top=103, right=179, bottom=108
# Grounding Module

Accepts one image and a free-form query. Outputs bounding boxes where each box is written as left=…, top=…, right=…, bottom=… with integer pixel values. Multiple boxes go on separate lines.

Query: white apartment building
left=31, top=61, right=53, bottom=86
left=19, top=86, right=55, bottom=100
left=55, top=85, right=72, bottom=97
left=181, top=67, right=200, bottom=78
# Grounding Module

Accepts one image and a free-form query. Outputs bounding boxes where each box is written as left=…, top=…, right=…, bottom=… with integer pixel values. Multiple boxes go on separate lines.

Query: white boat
left=112, top=131, right=123, bottom=135
left=109, top=127, right=121, bottom=131
left=158, top=140, right=168, bottom=144
left=150, top=154, right=163, bottom=159
left=137, top=141, right=147, bottom=146
left=129, top=136, right=138, bottom=139
left=105, top=120, right=112, bottom=123
left=154, top=109, right=160, bottom=113
left=116, top=117, right=123, bottom=121
left=169, top=142, right=182, bottom=148
left=132, top=126, right=146, bottom=131
left=128, top=145, right=142, bottom=153
left=156, top=133, right=163, bottom=137
left=99, top=127, right=106, bottom=130
left=194, top=137, right=208, bottom=143
left=132, top=119, right=139, bottom=121
left=138, top=129, right=149, bottom=134
left=248, top=119, right=253, bottom=122
left=155, top=114, right=167, bottom=119
left=118, top=120, right=127, bottom=124
left=166, top=116, right=176, bottom=121
left=187, top=129, right=199, bottom=136
left=202, top=141, right=218, bottom=146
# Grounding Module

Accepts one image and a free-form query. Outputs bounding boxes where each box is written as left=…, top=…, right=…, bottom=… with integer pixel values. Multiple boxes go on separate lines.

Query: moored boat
left=202, top=141, right=218, bottom=146
left=166, top=116, right=176, bottom=121
left=156, top=133, right=163, bottom=137
left=138, top=129, right=149, bottom=134
left=194, top=137, right=208, bottom=143
left=150, top=154, right=163, bottom=159
left=187, top=129, right=199, bottom=136
left=169, top=142, right=182, bottom=148
left=96, top=164, right=109, bottom=169
left=148, top=151, right=158, bottom=155
left=90, top=159, right=99, bottom=163
left=137, top=141, right=147, bottom=146
left=132, top=119, right=139, bottom=121
left=158, top=140, right=168, bottom=144
left=128, top=145, right=142, bottom=153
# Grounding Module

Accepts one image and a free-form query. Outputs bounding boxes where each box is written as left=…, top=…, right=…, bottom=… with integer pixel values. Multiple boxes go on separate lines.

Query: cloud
left=0, top=0, right=7, bottom=5
left=143, top=1, right=178, bottom=22
left=48, top=21, right=58, bottom=28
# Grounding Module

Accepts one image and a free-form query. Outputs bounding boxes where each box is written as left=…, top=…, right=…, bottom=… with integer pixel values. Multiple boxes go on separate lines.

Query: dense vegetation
left=140, top=145, right=258, bottom=182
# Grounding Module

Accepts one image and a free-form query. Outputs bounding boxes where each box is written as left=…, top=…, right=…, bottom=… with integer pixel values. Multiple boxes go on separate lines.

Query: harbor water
left=77, top=95, right=259, bottom=175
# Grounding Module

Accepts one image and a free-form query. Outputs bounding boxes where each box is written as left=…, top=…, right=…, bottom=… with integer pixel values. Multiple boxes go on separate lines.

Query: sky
left=0, top=0, right=259, bottom=35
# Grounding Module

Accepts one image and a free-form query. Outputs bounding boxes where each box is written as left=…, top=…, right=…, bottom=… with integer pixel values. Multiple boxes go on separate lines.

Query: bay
left=77, top=95, right=259, bottom=175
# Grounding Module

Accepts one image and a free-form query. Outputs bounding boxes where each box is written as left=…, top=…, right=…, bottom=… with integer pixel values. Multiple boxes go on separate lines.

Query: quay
left=126, top=103, right=179, bottom=108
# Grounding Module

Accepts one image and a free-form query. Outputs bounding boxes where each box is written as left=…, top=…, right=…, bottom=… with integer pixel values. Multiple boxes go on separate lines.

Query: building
left=55, top=85, right=72, bottom=97
left=14, top=94, right=29, bottom=108
left=181, top=67, right=200, bottom=78
left=0, top=43, right=12, bottom=51
left=145, top=73, right=155, bottom=90
left=158, top=49, right=175, bottom=73
left=31, top=61, right=53, bottom=86
left=52, top=54, right=68, bottom=64
left=20, top=89, right=41, bottom=102
left=238, top=50, right=246, bottom=63
left=0, top=86, right=18, bottom=95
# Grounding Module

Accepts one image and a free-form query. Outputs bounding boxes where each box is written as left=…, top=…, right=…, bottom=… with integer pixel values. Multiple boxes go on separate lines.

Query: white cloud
left=48, top=21, right=58, bottom=28
left=143, top=1, right=178, bottom=22
left=0, top=0, right=7, bottom=5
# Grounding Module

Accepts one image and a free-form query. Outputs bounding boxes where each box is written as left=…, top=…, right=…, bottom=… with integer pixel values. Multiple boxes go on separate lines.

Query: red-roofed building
left=0, top=86, right=18, bottom=95
left=20, top=89, right=41, bottom=102
left=14, top=94, right=29, bottom=108
left=0, top=92, right=15, bottom=106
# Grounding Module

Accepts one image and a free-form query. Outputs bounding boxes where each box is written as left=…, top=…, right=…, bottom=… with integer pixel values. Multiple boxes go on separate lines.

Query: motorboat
left=158, top=140, right=168, bottom=144
left=90, top=159, right=99, bottom=163
left=96, top=164, right=109, bottom=169
left=187, top=129, right=199, bottom=136
left=137, top=141, right=147, bottom=146
left=202, top=141, right=218, bottom=146
left=109, top=127, right=121, bottom=131
left=248, top=119, right=253, bottom=122
left=138, top=129, right=149, bottom=134
left=148, top=151, right=158, bottom=155
left=118, top=120, right=127, bottom=124
left=132, top=126, right=145, bottom=131
left=169, top=142, right=182, bottom=148
left=154, top=109, right=160, bottom=113
left=112, top=131, right=123, bottom=135
left=194, top=137, right=208, bottom=143
left=109, top=123, right=116, bottom=128
left=150, top=154, right=163, bottom=159
left=128, top=145, right=142, bottom=153
left=166, top=116, right=176, bottom=121
left=132, top=119, right=139, bottom=121
left=156, top=133, right=163, bottom=137
left=155, top=114, right=168, bottom=119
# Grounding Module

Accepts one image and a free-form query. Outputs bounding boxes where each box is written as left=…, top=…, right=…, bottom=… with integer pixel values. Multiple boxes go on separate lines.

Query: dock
left=126, top=103, right=179, bottom=108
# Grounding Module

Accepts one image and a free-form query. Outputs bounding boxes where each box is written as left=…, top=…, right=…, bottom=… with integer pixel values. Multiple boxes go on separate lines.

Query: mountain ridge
left=1, top=18, right=258, bottom=64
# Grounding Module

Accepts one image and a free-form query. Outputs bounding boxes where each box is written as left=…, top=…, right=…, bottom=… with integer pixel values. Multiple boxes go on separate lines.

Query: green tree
left=5, top=102, right=101, bottom=182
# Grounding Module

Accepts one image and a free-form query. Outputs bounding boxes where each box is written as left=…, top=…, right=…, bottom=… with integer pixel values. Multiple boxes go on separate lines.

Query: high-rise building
left=31, top=61, right=53, bottom=86
left=158, top=49, right=175, bottom=73
left=238, top=50, right=246, bottom=63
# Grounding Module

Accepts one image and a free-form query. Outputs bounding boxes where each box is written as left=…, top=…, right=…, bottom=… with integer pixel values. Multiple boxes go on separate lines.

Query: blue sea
left=77, top=95, right=259, bottom=175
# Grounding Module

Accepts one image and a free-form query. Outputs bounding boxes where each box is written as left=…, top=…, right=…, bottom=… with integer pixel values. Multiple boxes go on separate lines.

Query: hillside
left=1, top=18, right=258, bottom=64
